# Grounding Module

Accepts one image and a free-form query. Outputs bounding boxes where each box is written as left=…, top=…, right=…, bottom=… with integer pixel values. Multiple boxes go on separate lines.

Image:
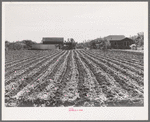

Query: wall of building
left=32, top=44, right=57, bottom=50
left=110, top=38, right=134, bottom=49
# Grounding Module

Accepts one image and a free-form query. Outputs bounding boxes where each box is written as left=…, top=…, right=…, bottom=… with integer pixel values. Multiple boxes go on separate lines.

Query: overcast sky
left=3, top=2, right=147, bottom=43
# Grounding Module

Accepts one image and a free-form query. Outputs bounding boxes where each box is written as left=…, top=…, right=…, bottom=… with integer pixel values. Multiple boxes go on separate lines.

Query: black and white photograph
left=2, top=1, right=148, bottom=120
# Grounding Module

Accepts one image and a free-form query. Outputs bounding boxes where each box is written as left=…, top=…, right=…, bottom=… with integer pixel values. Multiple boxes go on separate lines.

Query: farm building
left=32, top=37, right=64, bottom=50
left=104, top=35, right=134, bottom=49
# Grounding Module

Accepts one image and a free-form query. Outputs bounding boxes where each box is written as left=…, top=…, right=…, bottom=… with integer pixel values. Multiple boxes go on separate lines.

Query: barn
left=104, top=35, right=134, bottom=49
left=32, top=37, right=64, bottom=50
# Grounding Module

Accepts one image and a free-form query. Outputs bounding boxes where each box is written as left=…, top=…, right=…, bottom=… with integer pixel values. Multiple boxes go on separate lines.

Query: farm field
left=5, top=49, right=144, bottom=107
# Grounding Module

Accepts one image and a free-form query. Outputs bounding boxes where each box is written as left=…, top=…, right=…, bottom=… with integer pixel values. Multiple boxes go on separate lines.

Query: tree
left=70, top=38, right=76, bottom=49
left=136, top=32, right=144, bottom=47
left=89, top=40, right=97, bottom=49
left=5, top=40, right=10, bottom=44
left=130, top=32, right=144, bottom=47
left=93, top=38, right=111, bottom=50
left=103, top=39, right=111, bottom=49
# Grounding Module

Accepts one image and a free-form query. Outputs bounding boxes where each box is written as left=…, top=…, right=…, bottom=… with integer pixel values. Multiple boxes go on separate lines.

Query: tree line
left=5, top=40, right=37, bottom=51
left=5, top=32, right=144, bottom=51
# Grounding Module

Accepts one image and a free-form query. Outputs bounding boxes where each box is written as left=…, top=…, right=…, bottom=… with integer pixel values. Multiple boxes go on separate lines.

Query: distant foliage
left=76, top=43, right=84, bottom=49
left=22, top=40, right=37, bottom=49
left=89, top=38, right=111, bottom=50
left=130, top=32, right=144, bottom=47
left=70, top=38, right=77, bottom=49
left=62, top=38, right=77, bottom=50
left=5, top=40, right=37, bottom=51
left=89, top=40, right=97, bottom=49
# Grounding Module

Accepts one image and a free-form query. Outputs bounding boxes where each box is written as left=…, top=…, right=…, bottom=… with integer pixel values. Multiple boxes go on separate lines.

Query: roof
left=42, top=37, right=64, bottom=44
left=104, top=35, right=125, bottom=41
left=109, top=37, right=133, bottom=42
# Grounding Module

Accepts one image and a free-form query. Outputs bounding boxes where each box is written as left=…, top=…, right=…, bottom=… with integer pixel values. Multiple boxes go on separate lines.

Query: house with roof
left=32, top=37, right=64, bottom=50
left=104, top=35, right=134, bottom=49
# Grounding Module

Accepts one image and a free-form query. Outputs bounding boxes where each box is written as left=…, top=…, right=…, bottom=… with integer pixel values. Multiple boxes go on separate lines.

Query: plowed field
left=5, top=49, right=144, bottom=107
